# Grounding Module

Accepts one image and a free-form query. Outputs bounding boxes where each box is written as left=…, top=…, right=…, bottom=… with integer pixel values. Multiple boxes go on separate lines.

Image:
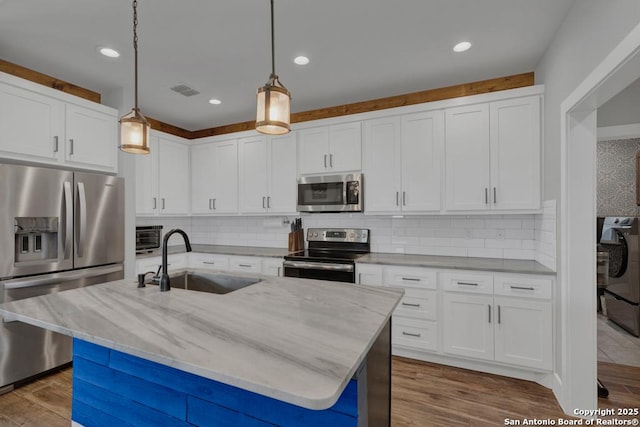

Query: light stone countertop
left=136, top=244, right=292, bottom=259
left=357, top=253, right=555, bottom=275
left=0, top=271, right=403, bottom=410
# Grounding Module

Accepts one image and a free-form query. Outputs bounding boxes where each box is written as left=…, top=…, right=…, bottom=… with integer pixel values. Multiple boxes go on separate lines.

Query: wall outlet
left=496, top=229, right=505, bottom=240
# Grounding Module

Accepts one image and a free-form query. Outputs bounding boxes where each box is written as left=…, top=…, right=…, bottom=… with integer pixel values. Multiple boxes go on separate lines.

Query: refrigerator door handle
left=62, top=181, right=73, bottom=260
left=3, top=265, right=124, bottom=290
left=77, top=182, right=87, bottom=258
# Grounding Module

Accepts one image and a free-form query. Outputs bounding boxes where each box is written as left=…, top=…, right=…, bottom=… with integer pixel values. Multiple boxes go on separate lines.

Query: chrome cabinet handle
left=213, top=198, right=216, bottom=210
left=510, top=285, right=535, bottom=291
left=262, top=196, right=266, bottom=209
left=153, top=197, right=157, bottom=209
left=203, top=261, right=216, bottom=265
left=277, top=266, right=281, bottom=277
left=498, top=305, right=501, bottom=324
left=77, top=182, right=86, bottom=258
left=53, top=136, right=59, bottom=153
left=402, top=277, right=421, bottom=282
left=239, top=264, right=252, bottom=268
left=403, top=191, right=406, bottom=206
left=62, top=181, right=72, bottom=259
left=485, top=188, right=488, bottom=204
left=457, top=281, right=478, bottom=286
left=209, top=199, right=213, bottom=210
left=488, top=304, right=492, bottom=323
left=401, top=302, right=421, bottom=308
left=329, top=153, right=333, bottom=167
left=493, top=187, right=497, bottom=204
left=396, top=191, right=399, bottom=206
left=162, top=198, right=165, bottom=209
left=267, top=196, right=271, bottom=208
left=69, top=139, right=74, bottom=155
left=402, top=331, right=421, bottom=338
left=358, top=273, right=362, bottom=284
left=324, top=154, right=327, bottom=168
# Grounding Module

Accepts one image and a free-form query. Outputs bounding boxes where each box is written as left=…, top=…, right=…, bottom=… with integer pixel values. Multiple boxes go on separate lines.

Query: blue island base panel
left=71, top=339, right=359, bottom=427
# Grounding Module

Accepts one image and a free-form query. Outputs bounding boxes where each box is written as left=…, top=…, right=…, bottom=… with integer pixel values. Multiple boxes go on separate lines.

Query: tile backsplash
left=137, top=201, right=556, bottom=268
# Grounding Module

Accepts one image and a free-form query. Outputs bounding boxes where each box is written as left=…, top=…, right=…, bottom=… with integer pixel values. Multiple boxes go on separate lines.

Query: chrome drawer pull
left=402, top=331, right=421, bottom=338
left=401, top=302, right=421, bottom=308
left=203, top=261, right=216, bottom=265
left=510, top=285, right=535, bottom=291
left=457, top=281, right=478, bottom=286
left=402, top=277, right=421, bottom=282
left=239, top=264, right=252, bottom=268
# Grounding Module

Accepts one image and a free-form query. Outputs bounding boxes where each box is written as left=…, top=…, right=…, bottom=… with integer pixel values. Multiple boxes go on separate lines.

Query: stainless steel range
left=283, top=228, right=370, bottom=283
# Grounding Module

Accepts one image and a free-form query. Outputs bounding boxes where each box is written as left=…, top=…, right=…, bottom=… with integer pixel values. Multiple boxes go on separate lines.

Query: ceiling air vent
left=170, top=84, right=200, bottom=97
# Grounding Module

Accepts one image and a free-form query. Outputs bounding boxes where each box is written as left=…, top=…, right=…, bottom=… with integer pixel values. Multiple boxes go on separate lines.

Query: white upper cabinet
left=298, top=122, right=361, bottom=174
left=444, top=95, right=541, bottom=212
left=0, top=72, right=118, bottom=173
left=444, top=104, right=491, bottom=211
left=157, top=137, right=190, bottom=215
left=364, top=111, right=443, bottom=214
left=135, top=133, right=190, bottom=216
left=238, top=133, right=297, bottom=214
left=191, top=139, right=238, bottom=215
left=0, top=82, right=64, bottom=162
left=489, top=96, right=541, bottom=210
left=64, top=104, right=117, bottom=171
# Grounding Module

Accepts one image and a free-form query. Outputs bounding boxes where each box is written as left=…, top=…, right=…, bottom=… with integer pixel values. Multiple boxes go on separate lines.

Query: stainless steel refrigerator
left=0, top=164, right=124, bottom=392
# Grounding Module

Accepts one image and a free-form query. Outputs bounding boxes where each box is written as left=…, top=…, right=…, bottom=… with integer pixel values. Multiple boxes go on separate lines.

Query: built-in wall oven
left=283, top=228, right=370, bottom=283
left=297, top=173, right=362, bottom=213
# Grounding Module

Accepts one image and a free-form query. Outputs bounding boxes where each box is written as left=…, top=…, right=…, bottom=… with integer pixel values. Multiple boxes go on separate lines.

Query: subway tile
left=505, top=229, right=534, bottom=240
left=468, top=248, right=504, bottom=258
left=485, top=239, right=522, bottom=249
left=502, top=249, right=535, bottom=260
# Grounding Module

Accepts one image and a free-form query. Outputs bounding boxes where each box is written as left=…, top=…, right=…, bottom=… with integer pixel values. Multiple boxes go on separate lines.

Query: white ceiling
left=0, top=0, right=574, bottom=131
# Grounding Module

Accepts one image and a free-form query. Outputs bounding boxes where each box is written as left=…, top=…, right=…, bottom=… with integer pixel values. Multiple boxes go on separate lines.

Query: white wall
left=597, top=77, right=640, bottom=127
left=534, top=0, right=640, bottom=406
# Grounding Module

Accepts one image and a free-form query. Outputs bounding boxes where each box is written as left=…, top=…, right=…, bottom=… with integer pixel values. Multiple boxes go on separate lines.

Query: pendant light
left=119, top=0, right=151, bottom=154
left=256, top=0, right=291, bottom=135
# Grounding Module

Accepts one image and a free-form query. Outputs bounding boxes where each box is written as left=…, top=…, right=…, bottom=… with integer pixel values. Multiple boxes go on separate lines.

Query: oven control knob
left=350, top=232, right=355, bottom=238
left=312, top=232, right=318, bottom=237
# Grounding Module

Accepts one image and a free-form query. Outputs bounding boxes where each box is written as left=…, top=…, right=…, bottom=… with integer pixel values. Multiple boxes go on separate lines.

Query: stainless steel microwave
left=297, top=173, right=363, bottom=213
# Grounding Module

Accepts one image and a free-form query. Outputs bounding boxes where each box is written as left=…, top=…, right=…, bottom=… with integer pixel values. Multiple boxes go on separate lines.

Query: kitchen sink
left=169, top=272, right=261, bottom=295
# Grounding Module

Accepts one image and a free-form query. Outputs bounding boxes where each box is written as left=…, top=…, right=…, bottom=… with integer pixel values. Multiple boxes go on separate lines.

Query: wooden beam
left=146, top=117, right=193, bottom=140
left=191, top=72, right=535, bottom=138
left=0, top=58, right=101, bottom=103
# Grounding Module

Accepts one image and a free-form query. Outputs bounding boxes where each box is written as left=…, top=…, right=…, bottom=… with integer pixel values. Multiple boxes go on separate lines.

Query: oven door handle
left=283, top=260, right=354, bottom=272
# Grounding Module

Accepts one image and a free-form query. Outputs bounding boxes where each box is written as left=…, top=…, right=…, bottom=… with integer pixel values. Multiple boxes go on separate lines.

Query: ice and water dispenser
left=14, top=217, right=59, bottom=264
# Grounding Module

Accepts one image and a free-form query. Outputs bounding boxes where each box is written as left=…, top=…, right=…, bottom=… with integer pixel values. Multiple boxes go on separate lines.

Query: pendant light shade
left=256, top=0, right=291, bottom=135
left=120, top=0, right=151, bottom=154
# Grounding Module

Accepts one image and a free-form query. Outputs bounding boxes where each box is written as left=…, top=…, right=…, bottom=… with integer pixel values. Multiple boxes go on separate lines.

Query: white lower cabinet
left=442, top=272, right=553, bottom=371
left=261, top=258, right=283, bottom=277
left=188, top=253, right=230, bottom=271
left=136, top=253, right=283, bottom=278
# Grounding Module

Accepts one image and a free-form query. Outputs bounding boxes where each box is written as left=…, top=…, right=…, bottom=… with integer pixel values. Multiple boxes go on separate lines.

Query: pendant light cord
left=133, top=0, right=139, bottom=111
left=270, top=0, right=275, bottom=77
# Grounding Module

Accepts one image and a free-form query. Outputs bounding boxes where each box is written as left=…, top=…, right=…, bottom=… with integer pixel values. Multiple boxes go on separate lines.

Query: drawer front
left=384, top=267, right=437, bottom=289
left=261, top=258, right=283, bottom=277
left=229, top=256, right=261, bottom=273
left=189, top=253, right=229, bottom=271
left=395, top=289, right=437, bottom=320
left=441, top=271, right=493, bottom=294
left=494, top=275, right=553, bottom=300
left=392, top=317, right=438, bottom=352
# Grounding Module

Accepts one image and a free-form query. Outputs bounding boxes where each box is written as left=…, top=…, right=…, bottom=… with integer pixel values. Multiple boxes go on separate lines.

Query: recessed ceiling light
left=209, top=99, right=222, bottom=105
left=98, top=47, right=120, bottom=58
left=453, top=41, right=472, bottom=53
left=294, top=56, right=310, bottom=65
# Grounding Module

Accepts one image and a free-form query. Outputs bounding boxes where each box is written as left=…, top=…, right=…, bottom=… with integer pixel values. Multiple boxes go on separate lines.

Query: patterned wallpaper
left=597, top=138, right=640, bottom=216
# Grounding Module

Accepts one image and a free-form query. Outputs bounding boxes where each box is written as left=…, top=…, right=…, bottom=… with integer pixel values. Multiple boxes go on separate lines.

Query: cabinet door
left=157, top=138, right=190, bottom=215
left=363, top=117, right=401, bottom=213
left=0, top=83, right=64, bottom=163
left=490, top=96, right=541, bottom=210
left=189, top=253, right=229, bottom=271
left=444, top=104, right=490, bottom=211
left=65, top=104, right=117, bottom=171
left=238, top=136, right=268, bottom=213
left=356, top=264, right=383, bottom=286
left=261, top=258, right=283, bottom=277
left=267, top=133, right=298, bottom=214
left=443, top=293, right=494, bottom=361
left=190, top=143, right=217, bottom=214
left=135, top=137, right=158, bottom=215
left=228, top=256, right=261, bottom=273
left=298, top=127, right=329, bottom=174
left=211, top=140, right=238, bottom=214
left=494, top=296, right=552, bottom=370
left=329, top=122, right=362, bottom=172
left=401, top=111, right=443, bottom=212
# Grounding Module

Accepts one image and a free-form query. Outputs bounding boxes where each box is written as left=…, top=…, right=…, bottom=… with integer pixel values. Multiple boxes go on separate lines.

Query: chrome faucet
left=159, top=228, right=192, bottom=292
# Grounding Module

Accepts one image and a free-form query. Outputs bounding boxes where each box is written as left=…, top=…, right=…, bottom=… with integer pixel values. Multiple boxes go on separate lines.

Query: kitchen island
left=0, top=271, right=402, bottom=426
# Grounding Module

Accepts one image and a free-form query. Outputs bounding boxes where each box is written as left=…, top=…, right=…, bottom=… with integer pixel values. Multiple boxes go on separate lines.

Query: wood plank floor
left=0, top=357, right=638, bottom=426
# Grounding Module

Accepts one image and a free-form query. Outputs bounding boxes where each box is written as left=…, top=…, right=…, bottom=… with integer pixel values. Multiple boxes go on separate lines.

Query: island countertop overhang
left=0, top=272, right=403, bottom=410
